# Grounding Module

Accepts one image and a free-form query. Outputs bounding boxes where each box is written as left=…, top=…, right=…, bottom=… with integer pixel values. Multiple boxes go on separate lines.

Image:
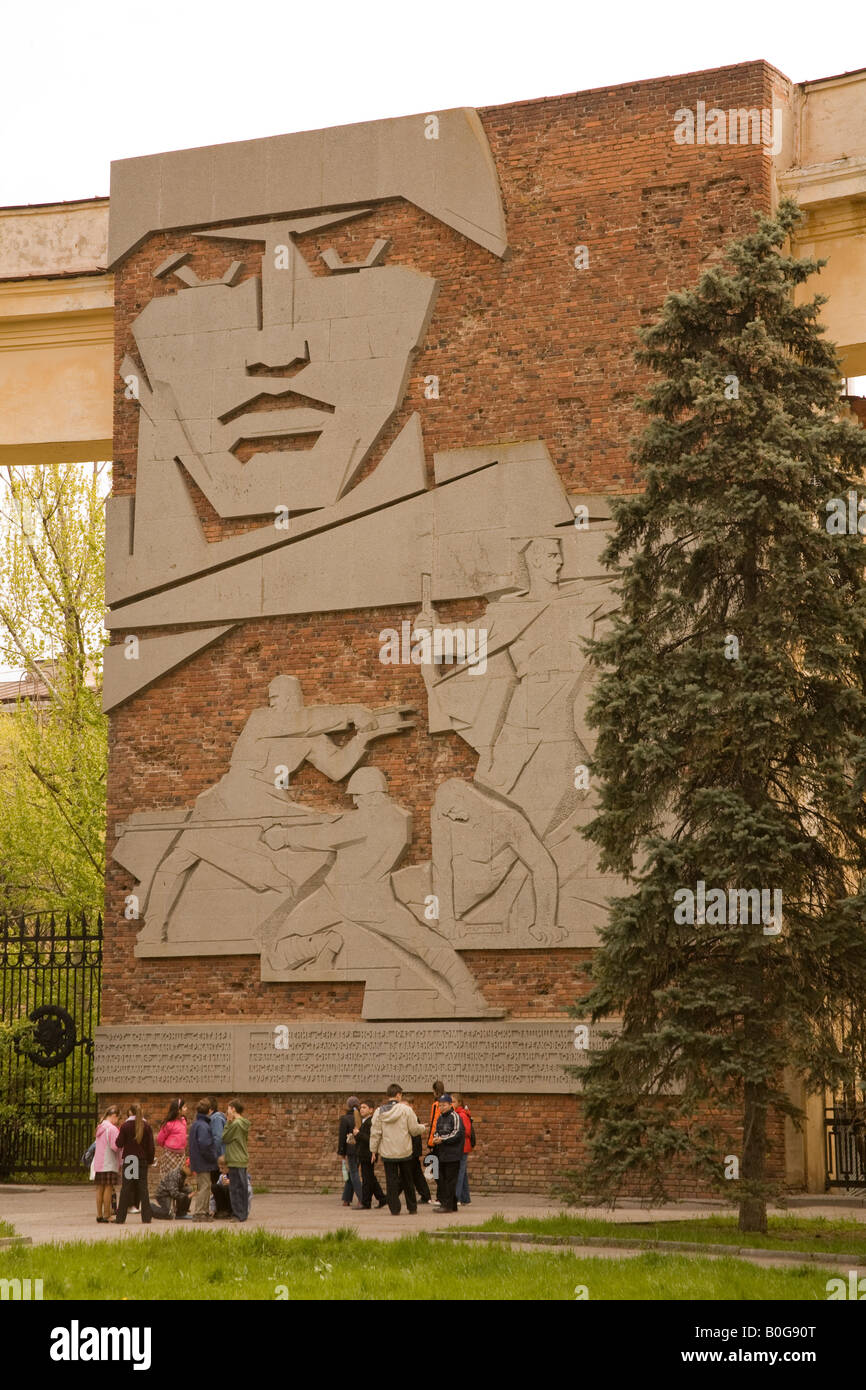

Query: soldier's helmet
left=346, top=767, right=388, bottom=795
left=268, top=675, right=302, bottom=703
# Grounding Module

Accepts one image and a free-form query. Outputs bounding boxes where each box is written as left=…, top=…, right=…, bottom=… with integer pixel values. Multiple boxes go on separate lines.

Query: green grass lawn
left=0, top=1219, right=16, bottom=1238
left=466, top=1213, right=866, bottom=1256
left=0, top=1227, right=837, bottom=1299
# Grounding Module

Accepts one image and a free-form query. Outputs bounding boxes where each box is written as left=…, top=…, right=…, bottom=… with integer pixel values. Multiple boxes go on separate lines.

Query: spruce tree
left=577, top=199, right=866, bottom=1232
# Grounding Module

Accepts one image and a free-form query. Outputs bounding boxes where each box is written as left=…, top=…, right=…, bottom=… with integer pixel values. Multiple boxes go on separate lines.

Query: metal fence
left=0, top=911, right=102, bottom=1177
left=825, top=1105, right=866, bottom=1190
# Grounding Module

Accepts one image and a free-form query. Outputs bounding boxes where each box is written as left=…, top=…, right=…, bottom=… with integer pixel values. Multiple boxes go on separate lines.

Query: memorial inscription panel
left=94, top=1021, right=608, bottom=1094
left=93, top=1026, right=235, bottom=1091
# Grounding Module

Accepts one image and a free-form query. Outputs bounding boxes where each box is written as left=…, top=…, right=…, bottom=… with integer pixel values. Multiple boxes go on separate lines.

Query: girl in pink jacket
left=156, top=1098, right=189, bottom=1182
left=93, top=1105, right=120, bottom=1223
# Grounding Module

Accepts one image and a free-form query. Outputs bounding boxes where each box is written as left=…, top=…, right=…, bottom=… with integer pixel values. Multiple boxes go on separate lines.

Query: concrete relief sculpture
left=123, top=677, right=415, bottom=952
left=108, top=108, right=624, bottom=1017
left=103, top=109, right=512, bottom=701
left=258, top=767, right=499, bottom=1020
left=123, top=214, right=438, bottom=527
left=421, top=535, right=621, bottom=950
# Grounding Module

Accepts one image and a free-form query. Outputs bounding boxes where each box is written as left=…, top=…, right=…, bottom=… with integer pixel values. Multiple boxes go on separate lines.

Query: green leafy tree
left=0, top=1008, right=75, bottom=1179
left=0, top=462, right=107, bottom=914
left=576, top=199, right=866, bottom=1232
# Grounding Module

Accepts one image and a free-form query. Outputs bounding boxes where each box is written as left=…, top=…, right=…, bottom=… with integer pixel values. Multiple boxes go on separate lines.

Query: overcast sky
left=1, top=0, right=863, bottom=206
left=0, top=2, right=861, bottom=678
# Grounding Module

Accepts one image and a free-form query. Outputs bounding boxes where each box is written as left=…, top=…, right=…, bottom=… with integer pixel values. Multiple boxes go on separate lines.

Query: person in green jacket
left=220, top=1099, right=251, bottom=1221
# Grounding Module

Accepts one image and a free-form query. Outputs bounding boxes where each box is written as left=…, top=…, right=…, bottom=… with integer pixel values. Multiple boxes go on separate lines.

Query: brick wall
left=109, top=1091, right=787, bottom=1198
left=106, top=61, right=784, bottom=1193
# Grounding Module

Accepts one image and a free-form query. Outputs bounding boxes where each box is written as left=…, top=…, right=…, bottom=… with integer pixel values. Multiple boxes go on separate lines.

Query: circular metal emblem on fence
left=23, top=1004, right=78, bottom=1068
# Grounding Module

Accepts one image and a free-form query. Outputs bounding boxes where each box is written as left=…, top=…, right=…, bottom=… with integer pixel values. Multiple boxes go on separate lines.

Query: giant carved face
left=130, top=213, right=437, bottom=518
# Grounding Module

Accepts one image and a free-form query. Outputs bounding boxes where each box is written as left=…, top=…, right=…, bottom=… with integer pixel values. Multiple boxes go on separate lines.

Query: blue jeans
left=342, top=1150, right=362, bottom=1204
left=457, top=1153, right=470, bottom=1205
left=228, top=1166, right=249, bottom=1221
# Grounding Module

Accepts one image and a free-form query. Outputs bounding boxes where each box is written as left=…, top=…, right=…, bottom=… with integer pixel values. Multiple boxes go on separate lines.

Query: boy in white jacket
left=370, top=1084, right=426, bottom=1215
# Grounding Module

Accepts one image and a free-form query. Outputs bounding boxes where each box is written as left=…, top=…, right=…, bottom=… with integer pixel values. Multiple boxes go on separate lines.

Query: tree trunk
left=738, top=1079, right=768, bottom=1232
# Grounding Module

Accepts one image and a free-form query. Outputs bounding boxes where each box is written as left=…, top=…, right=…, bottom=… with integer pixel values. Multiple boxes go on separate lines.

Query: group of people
left=337, top=1081, right=475, bottom=1215
left=89, top=1081, right=475, bottom=1226
left=89, top=1097, right=251, bottom=1225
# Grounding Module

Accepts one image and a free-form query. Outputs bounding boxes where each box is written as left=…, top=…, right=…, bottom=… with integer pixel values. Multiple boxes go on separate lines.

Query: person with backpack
left=91, top=1104, right=120, bottom=1223
left=338, top=1096, right=363, bottom=1207
left=354, top=1100, right=387, bottom=1208
left=189, top=1098, right=219, bottom=1220
left=430, top=1093, right=464, bottom=1213
left=453, top=1093, right=474, bottom=1206
left=114, top=1102, right=155, bottom=1224
left=427, top=1081, right=445, bottom=1154
left=208, top=1097, right=231, bottom=1217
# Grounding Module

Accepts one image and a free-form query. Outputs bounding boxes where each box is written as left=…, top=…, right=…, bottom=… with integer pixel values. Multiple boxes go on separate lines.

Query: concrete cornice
left=0, top=274, right=115, bottom=354
left=0, top=440, right=113, bottom=466
left=0, top=307, right=113, bottom=353
left=0, top=196, right=108, bottom=214
left=791, top=199, right=866, bottom=244
left=801, top=68, right=866, bottom=94
left=778, top=155, right=866, bottom=206
left=0, top=273, right=113, bottom=317
left=0, top=268, right=114, bottom=463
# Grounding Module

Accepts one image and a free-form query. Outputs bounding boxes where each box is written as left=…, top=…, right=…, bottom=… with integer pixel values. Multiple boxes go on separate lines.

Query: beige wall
left=798, top=70, right=866, bottom=168
left=0, top=199, right=112, bottom=465
left=784, top=1073, right=828, bottom=1193
left=777, top=69, right=866, bottom=378
left=0, top=199, right=108, bottom=279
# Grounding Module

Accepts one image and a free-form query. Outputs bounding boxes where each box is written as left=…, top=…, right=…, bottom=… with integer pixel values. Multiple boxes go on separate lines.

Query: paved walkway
left=1, top=1188, right=563, bottom=1246
left=3, top=1186, right=865, bottom=1257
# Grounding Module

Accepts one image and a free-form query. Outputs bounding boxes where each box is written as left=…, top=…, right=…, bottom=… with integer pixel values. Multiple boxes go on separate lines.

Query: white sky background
left=0, top=1, right=862, bottom=678
left=0, top=0, right=864, bottom=206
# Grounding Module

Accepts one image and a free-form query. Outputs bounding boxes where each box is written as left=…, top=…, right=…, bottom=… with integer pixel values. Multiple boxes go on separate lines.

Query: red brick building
left=101, top=60, right=799, bottom=1192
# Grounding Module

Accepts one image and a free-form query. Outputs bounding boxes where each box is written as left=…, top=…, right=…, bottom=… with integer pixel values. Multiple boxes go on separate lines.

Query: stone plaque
left=94, top=1021, right=609, bottom=1094
left=93, top=1026, right=235, bottom=1092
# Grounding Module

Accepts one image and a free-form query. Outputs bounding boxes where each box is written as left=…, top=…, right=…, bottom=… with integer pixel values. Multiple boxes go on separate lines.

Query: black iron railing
left=0, top=911, right=102, bottom=1177
left=825, top=1104, right=866, bottom=1190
